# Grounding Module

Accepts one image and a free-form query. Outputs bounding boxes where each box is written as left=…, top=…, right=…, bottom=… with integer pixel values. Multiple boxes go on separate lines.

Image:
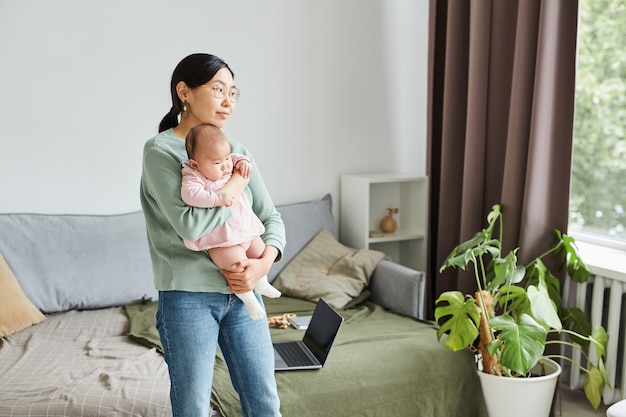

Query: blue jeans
left=157, top=291, right=281, bottom=417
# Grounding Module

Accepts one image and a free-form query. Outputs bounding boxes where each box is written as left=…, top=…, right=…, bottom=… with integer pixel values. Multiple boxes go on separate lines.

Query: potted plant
left=434, top=204, right=609, bottom=415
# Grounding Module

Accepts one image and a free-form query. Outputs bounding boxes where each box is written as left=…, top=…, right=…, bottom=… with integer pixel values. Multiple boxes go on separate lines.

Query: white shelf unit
left=340, top=173, right=428, bottom=272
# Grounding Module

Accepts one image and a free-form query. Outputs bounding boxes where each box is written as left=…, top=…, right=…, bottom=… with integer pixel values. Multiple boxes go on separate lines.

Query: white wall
left=0, top=0, right=428, bottom=214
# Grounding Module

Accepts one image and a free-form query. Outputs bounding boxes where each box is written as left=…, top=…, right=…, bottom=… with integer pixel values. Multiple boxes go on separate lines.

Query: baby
left=181, top=123, right=281, bottom=319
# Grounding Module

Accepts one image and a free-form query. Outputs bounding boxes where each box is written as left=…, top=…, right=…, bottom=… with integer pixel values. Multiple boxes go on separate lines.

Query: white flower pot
left=476, top=358, right=561, bottom=417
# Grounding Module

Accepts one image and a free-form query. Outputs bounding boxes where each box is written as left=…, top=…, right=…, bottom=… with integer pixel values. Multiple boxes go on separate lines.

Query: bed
left=0, top=296, right=486, bottom=417
left=0, top=195, right=487, bottom=417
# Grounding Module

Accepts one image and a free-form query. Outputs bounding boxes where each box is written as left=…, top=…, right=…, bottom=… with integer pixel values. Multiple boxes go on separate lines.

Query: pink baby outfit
left=181, top=157, right=265, bottom=251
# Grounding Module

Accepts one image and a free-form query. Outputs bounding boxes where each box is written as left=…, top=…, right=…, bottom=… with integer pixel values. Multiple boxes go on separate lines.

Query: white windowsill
left=573, top=239, right=626, bottom=282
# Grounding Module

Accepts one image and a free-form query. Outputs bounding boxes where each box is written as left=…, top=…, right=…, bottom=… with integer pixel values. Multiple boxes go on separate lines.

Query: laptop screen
left=303, top=299, right=344, bottom=364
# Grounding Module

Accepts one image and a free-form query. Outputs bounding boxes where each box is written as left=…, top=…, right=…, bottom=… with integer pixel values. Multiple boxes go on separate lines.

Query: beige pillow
left=273, top=228, right=386, bottom=308
left=0, top=253, right=45, bottom=337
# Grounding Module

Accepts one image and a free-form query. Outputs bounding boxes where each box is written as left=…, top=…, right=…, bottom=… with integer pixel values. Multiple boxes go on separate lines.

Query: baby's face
left=191, top=140, right=233, bottom=181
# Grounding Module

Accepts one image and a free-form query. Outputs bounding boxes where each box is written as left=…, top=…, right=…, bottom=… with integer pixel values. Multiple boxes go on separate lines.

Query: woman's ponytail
left=158, top=106, right=179, bottom=132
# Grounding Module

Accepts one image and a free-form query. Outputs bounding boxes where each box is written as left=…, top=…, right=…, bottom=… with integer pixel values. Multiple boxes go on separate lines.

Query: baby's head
left=185, top=123, right=233, bottom=181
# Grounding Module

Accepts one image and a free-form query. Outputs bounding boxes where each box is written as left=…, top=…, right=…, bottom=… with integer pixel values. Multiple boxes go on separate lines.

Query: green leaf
left=590, top=325, right=609, bottom=360
left=497, top=285, right=531, bottom=316
left=560, top=233, right=591, bottom=283
left=560, top=307, right=592, bottom=348
left=486, top=340, right=502, bottom=357
left=543, top=270, right=563, bottom=310
left=525, top=260, right=562, bottom=308
left=527, top=283, right=562, bottom=330
left=583, top=366, right=605, bottom=410
left=439, top=234, right=499, bottom=272
left=490, top=251, right=524, bottom=290
left=434, top=291, right=481, bottom=351
left=598, top=356, right=609, bottom=386
left=439, top=204, right=503, bottom=274
left=485, top=204, right=502, bottom=234
left=490, top=313, right=547, bottom=375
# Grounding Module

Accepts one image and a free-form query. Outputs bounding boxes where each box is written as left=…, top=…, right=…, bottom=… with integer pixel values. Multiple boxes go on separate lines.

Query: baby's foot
left=246, top=304, right=266, bottom=320
left=258, top=285, right=282, bottom=298
left=236, top=291, right=266, bottom=320
left=256, top=276, right=282, bottom=298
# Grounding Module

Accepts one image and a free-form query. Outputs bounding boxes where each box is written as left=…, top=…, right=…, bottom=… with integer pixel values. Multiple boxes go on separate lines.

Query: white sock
left=255, top=275, right=282, bottom=298
left=236, top=291, right=266, bottom=320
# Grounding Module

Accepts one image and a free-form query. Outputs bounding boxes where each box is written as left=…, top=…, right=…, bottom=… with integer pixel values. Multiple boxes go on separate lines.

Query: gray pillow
left=270, top=194, right=337, bottom=282
left=0, top=211, right=157, bottom=313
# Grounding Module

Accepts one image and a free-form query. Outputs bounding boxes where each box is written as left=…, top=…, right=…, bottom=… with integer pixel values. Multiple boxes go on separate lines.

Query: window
left=569, top=0, right=626, bottom=248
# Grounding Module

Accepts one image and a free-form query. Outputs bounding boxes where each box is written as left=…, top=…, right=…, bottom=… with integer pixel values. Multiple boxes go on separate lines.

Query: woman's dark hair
left=158, top=53, right=234, bottom=132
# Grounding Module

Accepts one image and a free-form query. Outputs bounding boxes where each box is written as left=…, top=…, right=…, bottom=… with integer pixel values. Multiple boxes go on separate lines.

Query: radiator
left=563, top=268, right=626, bottom=405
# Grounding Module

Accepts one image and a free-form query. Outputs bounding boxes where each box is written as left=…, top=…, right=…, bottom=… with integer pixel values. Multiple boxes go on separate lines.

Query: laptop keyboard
left=275, top=342, right=315, bottom=367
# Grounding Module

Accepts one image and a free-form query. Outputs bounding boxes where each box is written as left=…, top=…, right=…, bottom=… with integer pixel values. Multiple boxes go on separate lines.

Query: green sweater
left=140, top=128, right=285, bottom=293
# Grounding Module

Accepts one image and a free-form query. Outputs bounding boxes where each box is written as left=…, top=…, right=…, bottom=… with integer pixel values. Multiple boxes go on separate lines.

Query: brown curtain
left=426, top=0, right=579, bottom=318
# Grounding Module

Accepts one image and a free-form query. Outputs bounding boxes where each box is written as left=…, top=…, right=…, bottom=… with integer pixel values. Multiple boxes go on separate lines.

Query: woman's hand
left=221, top=245, right=279, bottom=293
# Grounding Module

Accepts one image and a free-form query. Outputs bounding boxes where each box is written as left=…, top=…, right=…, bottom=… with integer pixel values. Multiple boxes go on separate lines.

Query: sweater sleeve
left=141, top=136, right=231, bottom=242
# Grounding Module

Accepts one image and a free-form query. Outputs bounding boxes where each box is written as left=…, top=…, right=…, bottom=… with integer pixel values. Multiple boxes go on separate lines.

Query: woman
left=140, top=53, right=284, bottom=417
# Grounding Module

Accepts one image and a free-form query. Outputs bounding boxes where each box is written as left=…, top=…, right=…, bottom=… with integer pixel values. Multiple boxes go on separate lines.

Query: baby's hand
left=235, top=160, right=253, bottom=179
left=218, top=192, right=236, bottom=207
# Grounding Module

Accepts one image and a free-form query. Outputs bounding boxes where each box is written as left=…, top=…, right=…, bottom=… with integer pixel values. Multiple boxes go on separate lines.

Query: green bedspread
left=212, top=297, right=487, bottom=417
left=125, top=296, right=487, bottom=416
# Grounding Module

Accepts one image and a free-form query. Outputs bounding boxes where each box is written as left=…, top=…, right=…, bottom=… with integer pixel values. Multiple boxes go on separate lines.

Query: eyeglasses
left=209, top=84, right=241, bottom=103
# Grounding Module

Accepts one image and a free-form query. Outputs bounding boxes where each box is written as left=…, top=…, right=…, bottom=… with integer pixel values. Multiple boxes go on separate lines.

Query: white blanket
left=0, top=308, right=171, bottom=417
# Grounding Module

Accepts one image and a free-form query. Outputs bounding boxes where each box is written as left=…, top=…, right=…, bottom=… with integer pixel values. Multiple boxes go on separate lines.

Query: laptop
left=273, top=298, right=344, bottom=371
